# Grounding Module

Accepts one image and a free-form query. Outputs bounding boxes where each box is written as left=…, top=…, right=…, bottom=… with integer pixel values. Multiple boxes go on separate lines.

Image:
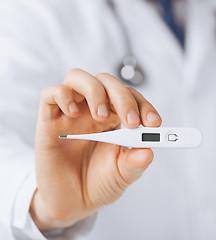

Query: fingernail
left=127, top=109, right=140, bottom=125
left=69, top=102, right=79, bottom=113
left=97, top=103, right=109, bottom=117
left=147, top=112, right=160, bottom=122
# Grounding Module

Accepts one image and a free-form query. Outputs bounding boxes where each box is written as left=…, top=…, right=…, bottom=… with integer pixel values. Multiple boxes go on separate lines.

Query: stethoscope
left=107, top=0, right=145, bottom=86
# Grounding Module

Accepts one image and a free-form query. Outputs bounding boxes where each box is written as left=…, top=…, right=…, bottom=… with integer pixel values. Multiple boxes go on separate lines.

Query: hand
left=30, top=69, right=162, bottom=230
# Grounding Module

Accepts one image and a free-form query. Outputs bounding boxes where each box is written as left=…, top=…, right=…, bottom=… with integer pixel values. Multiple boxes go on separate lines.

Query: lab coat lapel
left=114, top=0, right=184, bottom=81
left=183, top=0, right=216, bottom=95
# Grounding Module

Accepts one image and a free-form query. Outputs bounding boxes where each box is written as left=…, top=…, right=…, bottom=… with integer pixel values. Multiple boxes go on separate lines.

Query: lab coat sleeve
left=0, top=0, right=96, bottom=239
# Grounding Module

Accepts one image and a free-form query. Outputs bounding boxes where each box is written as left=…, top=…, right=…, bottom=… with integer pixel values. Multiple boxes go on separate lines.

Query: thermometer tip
left=59, top=135, right=67, bottom=139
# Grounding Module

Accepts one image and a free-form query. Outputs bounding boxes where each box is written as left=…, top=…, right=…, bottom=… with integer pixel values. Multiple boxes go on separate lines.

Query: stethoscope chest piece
left=119, top=55, right=145, bottom=86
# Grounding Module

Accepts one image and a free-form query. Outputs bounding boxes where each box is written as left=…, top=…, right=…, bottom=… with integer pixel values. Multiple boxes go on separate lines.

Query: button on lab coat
left=0, top=0, right=216, bottom=239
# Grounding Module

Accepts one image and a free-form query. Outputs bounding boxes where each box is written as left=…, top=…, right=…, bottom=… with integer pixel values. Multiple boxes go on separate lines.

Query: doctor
left=0, top=0, right=216, bottom=239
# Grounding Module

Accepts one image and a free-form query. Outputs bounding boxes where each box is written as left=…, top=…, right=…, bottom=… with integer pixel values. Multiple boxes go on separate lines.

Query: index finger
left=129, top=88, right=162, bottom=127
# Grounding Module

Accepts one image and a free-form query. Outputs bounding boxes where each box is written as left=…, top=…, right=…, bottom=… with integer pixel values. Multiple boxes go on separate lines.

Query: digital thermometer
left=59, top=126, right=202, bottom=148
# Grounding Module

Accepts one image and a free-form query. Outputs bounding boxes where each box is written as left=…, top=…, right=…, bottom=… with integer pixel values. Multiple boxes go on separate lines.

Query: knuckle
left=85, top=82, right=103, bottom=96
left=139, top=99, right=147, bottom=105
left=128, top=87, right=143, bottom=97
left=68, top=68, right=83, bottom=75
left=40, top=85, right=67, bottom=102
left=127, top=87, right=139, bottom=96
left=127, top=87, right=135, bottom=92
left=95, top=72, right=111, bottom=79
left=64, top=68, right=83, bottom=82
left=117, top=88, right=132, bottom=101
left=40, top=87, right=50, bottom=99
left=55, top=85, right=66, bottom=97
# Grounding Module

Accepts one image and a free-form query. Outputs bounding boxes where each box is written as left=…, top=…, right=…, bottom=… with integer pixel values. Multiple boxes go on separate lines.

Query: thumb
left=117, top=148, right=154, bottom=185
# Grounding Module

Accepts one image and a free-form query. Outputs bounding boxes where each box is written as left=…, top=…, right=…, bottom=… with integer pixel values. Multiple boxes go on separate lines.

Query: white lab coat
left=0, top=0, right=216, bottom=239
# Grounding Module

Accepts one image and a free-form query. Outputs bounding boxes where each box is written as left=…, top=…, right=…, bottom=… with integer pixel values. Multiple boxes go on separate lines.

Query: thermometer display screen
left=142, top=133, right=160, bottom=142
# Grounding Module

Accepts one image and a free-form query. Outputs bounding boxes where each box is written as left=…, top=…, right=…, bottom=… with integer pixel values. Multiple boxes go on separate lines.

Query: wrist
left=30, top=189, right=58, bottom=230
left=30, top=189, right=98, bottom=230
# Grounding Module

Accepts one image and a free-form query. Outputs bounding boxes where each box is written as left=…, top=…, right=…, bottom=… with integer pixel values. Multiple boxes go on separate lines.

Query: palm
left=35, top=101, right=123, bottom=216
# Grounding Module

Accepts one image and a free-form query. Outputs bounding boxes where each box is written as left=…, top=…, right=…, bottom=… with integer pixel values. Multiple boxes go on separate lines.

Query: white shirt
left=0, top=0, right=216, bottom=239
